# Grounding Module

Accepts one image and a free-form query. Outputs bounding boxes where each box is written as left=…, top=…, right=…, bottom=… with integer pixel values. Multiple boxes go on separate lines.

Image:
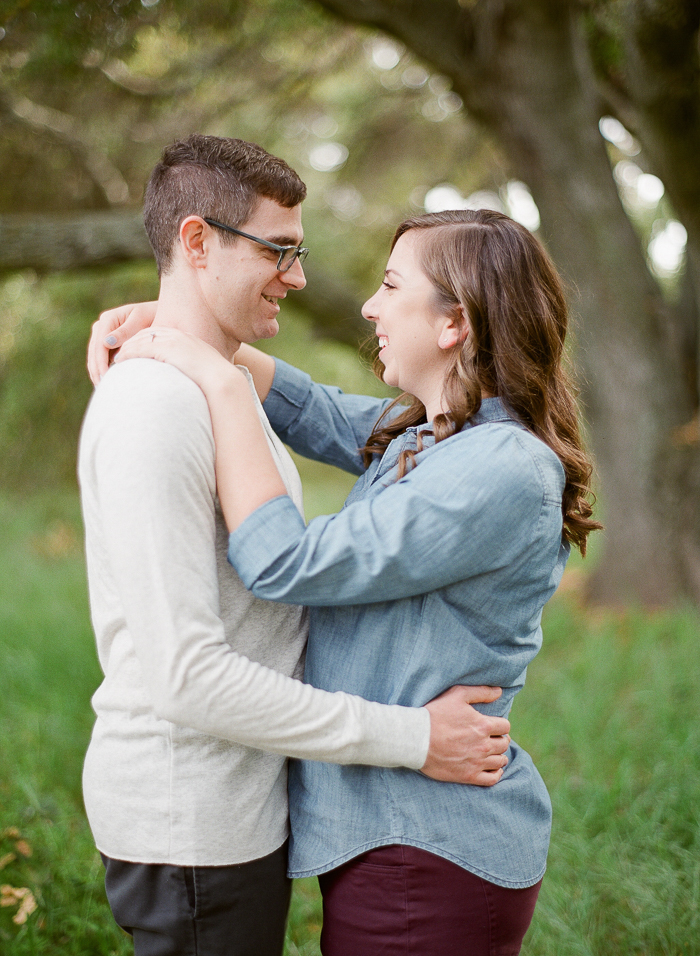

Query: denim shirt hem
left=288, top=837, right=547, bottom=889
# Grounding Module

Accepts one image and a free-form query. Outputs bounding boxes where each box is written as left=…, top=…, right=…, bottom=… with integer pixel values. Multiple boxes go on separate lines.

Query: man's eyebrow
left=268, top=235, right=305, bottom=247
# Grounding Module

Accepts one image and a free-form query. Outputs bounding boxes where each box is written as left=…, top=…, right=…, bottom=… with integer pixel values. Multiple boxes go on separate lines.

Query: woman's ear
left=438, top=305, right=470, bottom=350
left=179, top=217, right=208, bottom=269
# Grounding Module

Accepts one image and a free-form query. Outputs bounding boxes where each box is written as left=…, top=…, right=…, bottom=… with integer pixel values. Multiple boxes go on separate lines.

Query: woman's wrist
left=196, top=357, right=247, bottom=400
left=202, top=365, right=257, bottom=427
left=210, top=362, right=248, bottom=391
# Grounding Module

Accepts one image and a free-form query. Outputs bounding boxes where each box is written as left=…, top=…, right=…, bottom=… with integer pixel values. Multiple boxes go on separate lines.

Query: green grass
left=515, top=598, right=700, bottom=955
left=0, top=491, right=128, bottom=955
left=1, top=485, right=699, bottom=954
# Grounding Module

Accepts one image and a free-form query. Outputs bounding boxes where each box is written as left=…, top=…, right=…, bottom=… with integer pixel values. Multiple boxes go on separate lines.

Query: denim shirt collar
left=378, top=398, right=517, bottom=481
left=468, top=396, right=517, bottom=427
left=412, top=397, right=517, bottom=439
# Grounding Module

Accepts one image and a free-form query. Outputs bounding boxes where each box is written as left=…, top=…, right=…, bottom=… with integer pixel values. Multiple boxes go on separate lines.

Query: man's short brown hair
left=144, top=134, right=307, bottom=275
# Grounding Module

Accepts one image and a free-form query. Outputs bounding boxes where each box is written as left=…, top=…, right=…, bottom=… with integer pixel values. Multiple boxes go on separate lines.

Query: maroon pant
left=318, top=844, right=541, bottom=956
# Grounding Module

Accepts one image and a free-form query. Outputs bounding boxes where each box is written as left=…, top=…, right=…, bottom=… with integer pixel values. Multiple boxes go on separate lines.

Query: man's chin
left=251, top=319, right=280, bottom=342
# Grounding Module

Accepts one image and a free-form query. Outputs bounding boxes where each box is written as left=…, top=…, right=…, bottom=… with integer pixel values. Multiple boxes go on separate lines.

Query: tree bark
left=315, top=0, right=700, bottom=604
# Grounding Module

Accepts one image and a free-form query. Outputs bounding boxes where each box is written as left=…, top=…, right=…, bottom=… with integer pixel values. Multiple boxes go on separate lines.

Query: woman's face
left=362, top=230, right=462, bottom=419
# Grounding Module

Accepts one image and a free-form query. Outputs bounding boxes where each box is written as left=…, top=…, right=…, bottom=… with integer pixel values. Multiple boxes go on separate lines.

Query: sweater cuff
left=357, top=701, right=431, bottom=770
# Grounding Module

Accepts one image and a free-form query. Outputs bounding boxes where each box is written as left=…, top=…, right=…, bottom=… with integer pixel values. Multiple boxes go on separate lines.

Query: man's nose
left=281, top=256, right=306, bottom=290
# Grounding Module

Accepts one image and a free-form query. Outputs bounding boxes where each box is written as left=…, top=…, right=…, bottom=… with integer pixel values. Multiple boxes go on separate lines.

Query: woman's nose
left=361, top=291, right=379, bottom=323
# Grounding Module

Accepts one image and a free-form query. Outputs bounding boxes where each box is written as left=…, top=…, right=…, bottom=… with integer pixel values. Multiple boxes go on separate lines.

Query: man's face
left=202, top=197, right=306, bottom=347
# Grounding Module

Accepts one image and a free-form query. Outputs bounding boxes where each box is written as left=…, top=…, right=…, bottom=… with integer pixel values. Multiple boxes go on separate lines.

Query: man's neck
left=154, top=277, right=240, bottom=361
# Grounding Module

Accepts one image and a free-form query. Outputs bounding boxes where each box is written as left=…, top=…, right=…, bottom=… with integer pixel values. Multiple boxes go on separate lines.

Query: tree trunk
left=315, top=0, right=700, bottom=603
left=460, top=2, right=694, bottom=604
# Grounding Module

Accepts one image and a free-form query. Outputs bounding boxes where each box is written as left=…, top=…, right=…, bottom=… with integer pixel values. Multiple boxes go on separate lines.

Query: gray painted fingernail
left=105, top=335, right=118, bottom=347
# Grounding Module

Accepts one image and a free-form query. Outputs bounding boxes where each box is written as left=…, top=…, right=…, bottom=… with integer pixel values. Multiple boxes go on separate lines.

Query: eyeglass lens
left=280, top=247, right=309, bottom=272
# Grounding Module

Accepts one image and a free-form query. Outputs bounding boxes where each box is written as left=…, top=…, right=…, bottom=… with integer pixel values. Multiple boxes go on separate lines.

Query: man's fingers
left=488, top=734, right=511, bottom=756
left=472, top=748, right=508, bottom=769
left=421, top=684, right=512, bottom=785
left=484, top=716, right=511, bottom=738
left=473, top=766, right=506, bottom=787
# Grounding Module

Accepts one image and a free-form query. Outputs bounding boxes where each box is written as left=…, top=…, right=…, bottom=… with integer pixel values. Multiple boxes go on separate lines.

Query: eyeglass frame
left=203, top=218, right=309, bottom=273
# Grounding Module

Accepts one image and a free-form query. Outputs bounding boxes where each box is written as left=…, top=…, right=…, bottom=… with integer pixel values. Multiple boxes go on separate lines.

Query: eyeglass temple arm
left=203, top=219, right=286, bottom=254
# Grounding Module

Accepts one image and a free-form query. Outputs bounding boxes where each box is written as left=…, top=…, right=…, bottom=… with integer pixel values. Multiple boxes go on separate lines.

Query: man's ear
left=179, top=217, right=209, bottom=269
left=438, top=304, right=470, bottom=351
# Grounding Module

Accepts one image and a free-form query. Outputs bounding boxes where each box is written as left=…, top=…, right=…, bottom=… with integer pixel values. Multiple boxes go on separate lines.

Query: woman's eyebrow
left=385, top=268, right=403, bottom=279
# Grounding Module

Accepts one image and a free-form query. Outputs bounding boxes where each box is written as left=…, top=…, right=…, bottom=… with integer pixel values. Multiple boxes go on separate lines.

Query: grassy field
left=0, top=480, right=698, bottom=955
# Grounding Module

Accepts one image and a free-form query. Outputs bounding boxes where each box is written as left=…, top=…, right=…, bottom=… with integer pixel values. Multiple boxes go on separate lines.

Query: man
left=79, top=134, right=510, bottom=956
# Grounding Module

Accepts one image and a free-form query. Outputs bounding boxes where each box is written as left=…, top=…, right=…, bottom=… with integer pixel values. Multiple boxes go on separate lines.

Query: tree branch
left=314, top=0, right=478, bottom=86
left=295, top=261, right=367, bottom=345
left=0, top=212, right=152, bottom=272
left=0, top=93, right=131, bottom=205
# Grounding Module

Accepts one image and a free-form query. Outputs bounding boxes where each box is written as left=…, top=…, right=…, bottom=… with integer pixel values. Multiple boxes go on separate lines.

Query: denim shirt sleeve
left=262, top=358, right=397, bottom=475
left=228, top=424, right=565, bottom=606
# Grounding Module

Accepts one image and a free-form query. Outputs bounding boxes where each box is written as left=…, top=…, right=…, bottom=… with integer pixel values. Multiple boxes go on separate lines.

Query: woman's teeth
left=378, top=336, right=388, bottom=348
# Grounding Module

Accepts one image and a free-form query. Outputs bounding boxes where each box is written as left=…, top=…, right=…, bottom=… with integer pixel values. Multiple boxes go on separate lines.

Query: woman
left=104, top=209, right=600, bottom=955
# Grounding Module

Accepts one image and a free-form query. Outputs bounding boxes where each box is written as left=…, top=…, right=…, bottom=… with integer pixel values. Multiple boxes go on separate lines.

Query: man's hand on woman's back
left=422, top=685, right=510, bottom=785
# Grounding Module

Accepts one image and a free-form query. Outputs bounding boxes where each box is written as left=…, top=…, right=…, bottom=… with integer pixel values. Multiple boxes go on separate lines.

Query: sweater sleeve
left=81, top=360, right=430, bottom=768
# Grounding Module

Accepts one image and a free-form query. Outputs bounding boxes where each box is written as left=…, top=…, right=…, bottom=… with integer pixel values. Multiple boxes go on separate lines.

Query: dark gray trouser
left=101, top=842, right=291, bottom=956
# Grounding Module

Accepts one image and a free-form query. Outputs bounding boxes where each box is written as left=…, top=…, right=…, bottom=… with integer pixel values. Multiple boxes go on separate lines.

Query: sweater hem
left=94, top=835, right=289, bottom=869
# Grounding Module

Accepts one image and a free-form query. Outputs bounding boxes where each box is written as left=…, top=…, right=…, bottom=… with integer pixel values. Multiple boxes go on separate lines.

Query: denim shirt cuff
left=262, top=358, right=314, bottom=431
left=228, top=495, right=306, bottom=590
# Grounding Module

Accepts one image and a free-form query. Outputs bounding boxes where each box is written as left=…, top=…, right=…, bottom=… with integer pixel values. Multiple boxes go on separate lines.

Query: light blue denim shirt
left=228, top=359, right=569, bottom=888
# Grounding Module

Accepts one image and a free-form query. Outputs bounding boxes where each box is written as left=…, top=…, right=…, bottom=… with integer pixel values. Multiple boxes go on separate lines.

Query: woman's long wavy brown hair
left=362, top=209, right=601, bottom=555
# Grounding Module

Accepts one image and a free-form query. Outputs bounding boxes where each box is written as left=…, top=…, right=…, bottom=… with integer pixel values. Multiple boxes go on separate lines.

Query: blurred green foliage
left=0, top=0, right=497, bottom=263
left=0, top=265, right=158, bottom=489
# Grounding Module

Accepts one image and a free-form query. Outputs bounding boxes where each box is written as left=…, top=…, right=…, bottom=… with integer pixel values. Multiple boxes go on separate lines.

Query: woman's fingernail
left=105, top=335, right=118, bottom=347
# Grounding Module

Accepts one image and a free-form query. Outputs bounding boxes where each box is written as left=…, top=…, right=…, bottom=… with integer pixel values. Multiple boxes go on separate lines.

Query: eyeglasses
left=203, top=218, right=309, bottom=273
